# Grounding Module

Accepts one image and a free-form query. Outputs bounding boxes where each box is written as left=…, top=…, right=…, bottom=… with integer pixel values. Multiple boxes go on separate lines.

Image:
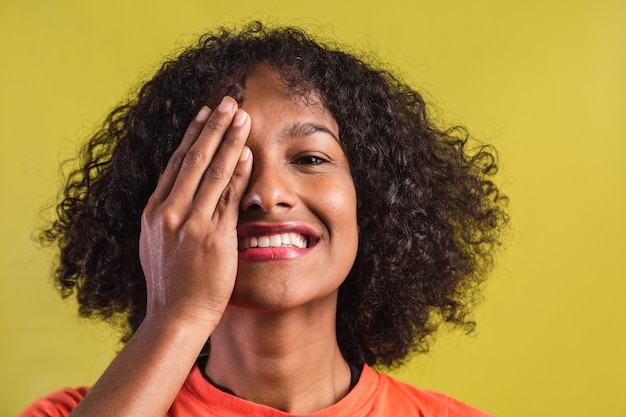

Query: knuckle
left=200, top=231, right=218, bottom=251
left=220, top=184, right=240, bottom=206
left=166, top=151, right=186, bottom=171
left=159, top=205, right=182, bottom=229
left=181, top=149, right=208, bottom=168
left=203, top=118, right=225, bottom=134
left=181, top=125, right=200, bottom=143
left=140, top=206, right=153, bottom=226
left=203, top=161, right=229, bottom=182
left=220, top=134, right=239, bottom=147
left=179, top=218, right=205, bottom=242
left=141, top=199, right=161, bottom=225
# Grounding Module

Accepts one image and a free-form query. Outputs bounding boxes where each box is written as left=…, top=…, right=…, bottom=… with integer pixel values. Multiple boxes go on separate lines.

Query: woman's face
left=230, top=64, right=359, bottom=311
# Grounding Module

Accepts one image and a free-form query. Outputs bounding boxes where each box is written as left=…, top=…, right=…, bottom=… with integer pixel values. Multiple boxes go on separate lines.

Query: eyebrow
left=286, top=122, right=339, bottom=143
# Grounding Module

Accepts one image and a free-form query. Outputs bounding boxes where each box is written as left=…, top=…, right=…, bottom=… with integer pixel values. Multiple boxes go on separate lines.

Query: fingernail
left=195, top=106, right=210, bottom=121
left=217, top=96, right=235, bottom=112
left=240, top=146, right=251, bottom=162
left=232, top=110, right=248, bottom=127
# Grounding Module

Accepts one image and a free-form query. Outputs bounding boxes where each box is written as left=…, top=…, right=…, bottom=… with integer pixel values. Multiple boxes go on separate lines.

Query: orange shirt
left=19, top=364, right=495, bottom=416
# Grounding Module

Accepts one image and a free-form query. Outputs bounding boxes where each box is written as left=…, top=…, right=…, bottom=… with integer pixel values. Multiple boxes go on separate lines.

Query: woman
left=21, top=21, right=508, bottom=416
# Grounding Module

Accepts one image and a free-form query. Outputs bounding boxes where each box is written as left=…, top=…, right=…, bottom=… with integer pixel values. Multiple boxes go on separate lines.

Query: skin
left=69, top=64, right=359, bottom=416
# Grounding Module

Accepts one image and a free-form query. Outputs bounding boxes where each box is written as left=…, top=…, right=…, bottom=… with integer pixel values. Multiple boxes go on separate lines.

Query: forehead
left=238, top=64, right=339, bottom=136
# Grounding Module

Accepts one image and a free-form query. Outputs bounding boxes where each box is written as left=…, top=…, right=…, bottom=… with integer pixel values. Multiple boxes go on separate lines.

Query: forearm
left=69, top=316, right=213, bottom=417
left=69, top=99, right=249, bottom=416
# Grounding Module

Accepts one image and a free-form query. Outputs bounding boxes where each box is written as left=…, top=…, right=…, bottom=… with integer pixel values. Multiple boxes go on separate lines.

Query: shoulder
left=360, top=366, right=496, bottom=417
left=18, top=387, right=90, bottom=417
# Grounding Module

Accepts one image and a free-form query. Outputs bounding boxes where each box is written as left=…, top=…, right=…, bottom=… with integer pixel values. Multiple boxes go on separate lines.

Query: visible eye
left=294, top=155, right=329, bottom=165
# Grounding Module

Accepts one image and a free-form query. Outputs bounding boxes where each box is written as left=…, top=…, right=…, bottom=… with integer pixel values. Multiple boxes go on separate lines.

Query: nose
left=240, top=158, right=297, bottom=213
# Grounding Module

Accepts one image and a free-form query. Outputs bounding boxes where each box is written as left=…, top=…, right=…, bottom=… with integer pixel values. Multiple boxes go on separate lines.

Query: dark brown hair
left=41, top=21, right=508, bottom=368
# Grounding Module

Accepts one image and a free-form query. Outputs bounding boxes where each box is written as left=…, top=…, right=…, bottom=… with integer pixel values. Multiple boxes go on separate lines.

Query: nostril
left=245, top=202, right=264, bottom=212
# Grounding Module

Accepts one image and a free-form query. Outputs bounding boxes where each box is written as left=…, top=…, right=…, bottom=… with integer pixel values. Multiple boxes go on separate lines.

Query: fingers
left=188, top=105, right=252, bottom=221
left=148, top=96, right=251, bottom=218
left=150, top=106, right=213, bottom=204
left=195, top=143, right=252, bottom=225
left=167, top=97, right=243, bottom=206
left=138, top=96, right=251, bottom=334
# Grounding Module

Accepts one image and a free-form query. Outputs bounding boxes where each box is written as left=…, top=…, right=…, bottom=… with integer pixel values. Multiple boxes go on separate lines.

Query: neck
left=204, top=300, right=351, bottom=414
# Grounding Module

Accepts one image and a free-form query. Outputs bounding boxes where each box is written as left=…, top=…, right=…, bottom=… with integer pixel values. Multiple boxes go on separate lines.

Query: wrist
left=139, top=308, right=221, bottom=347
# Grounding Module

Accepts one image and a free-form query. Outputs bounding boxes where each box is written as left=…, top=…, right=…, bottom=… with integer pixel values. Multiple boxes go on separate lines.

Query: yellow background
left=1, top=1, right=624, bottom=416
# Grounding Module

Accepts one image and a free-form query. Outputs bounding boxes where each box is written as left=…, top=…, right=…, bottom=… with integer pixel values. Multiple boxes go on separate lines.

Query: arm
left=68, top=96, right=251, bottom=417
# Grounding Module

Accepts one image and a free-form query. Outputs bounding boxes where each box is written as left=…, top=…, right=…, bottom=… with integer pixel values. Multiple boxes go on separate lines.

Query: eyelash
left=294, top=155, right=329, bottom=165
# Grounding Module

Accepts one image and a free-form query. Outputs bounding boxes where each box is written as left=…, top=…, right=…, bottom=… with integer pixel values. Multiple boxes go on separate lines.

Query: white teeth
left=258, top=236, right=270, bottom=248
left=241, top=232, right=308, bottom=249
left=269, top=235, right=282, bottom=247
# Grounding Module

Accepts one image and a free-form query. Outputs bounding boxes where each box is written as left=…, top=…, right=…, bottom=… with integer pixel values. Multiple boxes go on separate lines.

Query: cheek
left=319, top=178, right=359, bottom=247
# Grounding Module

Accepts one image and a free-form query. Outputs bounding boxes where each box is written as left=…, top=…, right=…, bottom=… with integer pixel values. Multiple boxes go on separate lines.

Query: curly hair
left=40, top=21, right=508, bottom=368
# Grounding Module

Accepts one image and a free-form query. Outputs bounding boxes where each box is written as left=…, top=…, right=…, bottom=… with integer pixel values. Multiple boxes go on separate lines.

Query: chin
left=227, top=279, right=339, bottom=313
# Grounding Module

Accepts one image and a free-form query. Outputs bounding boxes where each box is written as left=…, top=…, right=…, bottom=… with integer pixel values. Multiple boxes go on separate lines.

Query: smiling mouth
left=239, top=232, right=309, bottom=250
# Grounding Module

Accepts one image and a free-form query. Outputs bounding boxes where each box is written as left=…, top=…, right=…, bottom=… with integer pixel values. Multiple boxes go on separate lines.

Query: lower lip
left=238, top=246, right=312, bottom=262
